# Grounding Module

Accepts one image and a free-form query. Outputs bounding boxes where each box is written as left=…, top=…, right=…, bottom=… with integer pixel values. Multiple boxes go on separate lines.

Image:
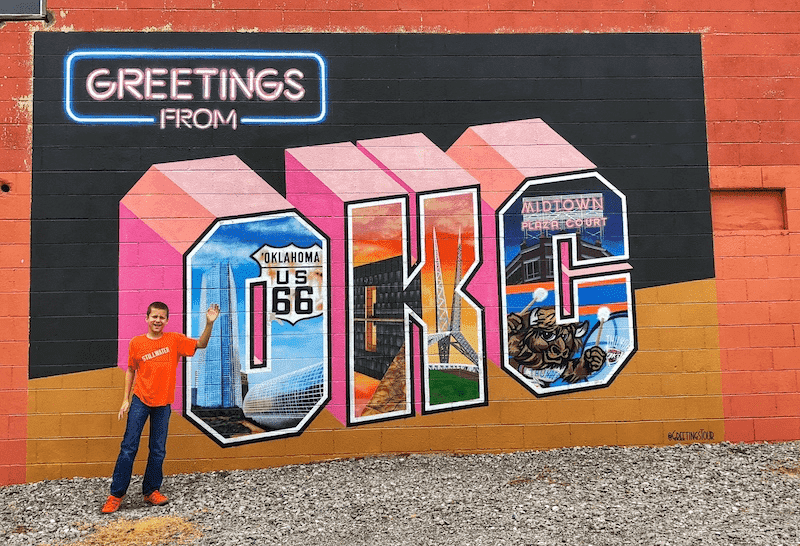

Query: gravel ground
left=2, top=441, right=800, bottom=546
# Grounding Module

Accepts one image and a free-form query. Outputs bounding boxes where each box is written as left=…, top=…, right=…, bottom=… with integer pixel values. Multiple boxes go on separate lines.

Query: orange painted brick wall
left=711, top=165, right=800, bottom=442
left=2, top=1, right=800, bottom=485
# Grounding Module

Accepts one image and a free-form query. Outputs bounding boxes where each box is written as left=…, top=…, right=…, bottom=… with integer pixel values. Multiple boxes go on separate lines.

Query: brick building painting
left=0, top=3, right=798, bottom=485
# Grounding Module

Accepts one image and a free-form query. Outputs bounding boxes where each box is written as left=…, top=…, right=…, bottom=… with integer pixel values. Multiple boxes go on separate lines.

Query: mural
left=31, top=33, right=713, bottom=448
left=499, top=172, right=635, bottom=395
left=346, top=184, right=486, bottom=423
left=185, top=213, right=329, bottom=445
left=348, top=198, right=417, bottom=422
left=415, top=190, right=484, bottom=412
left=116, top=154, right=332, bottom=446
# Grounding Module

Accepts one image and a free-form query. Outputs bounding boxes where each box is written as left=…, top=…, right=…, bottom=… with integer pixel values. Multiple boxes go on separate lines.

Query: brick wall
left=711, top=166, right=800, bottom=442
left=2, top=1, right=799, bottom=485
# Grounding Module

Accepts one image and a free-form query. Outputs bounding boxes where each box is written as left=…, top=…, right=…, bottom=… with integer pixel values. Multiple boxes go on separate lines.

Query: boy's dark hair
left=147, top=301, right=169, bottom=319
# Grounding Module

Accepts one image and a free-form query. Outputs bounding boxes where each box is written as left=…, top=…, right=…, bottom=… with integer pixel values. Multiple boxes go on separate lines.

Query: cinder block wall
left=2, top=1, right=799, bottom=486
left=711, top=165, right=800, bottom=441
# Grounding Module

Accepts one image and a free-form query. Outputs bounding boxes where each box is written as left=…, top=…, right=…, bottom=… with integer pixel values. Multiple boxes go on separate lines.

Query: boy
left=101, top=301, right=220, bottom=514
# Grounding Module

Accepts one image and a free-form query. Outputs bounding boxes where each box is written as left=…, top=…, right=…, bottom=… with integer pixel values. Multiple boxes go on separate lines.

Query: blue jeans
left=110, top=395, right=171, bottom=497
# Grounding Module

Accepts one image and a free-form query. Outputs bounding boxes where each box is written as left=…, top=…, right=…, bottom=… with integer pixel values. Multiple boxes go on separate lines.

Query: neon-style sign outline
left=63, top=49, right=328, bottom=126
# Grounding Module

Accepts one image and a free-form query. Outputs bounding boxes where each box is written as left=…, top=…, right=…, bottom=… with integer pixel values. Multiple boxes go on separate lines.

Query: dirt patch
left=506, top=476, right=533, bottom=486
left=768, top=461, right=800, bottom=477
left=47, top=516, right=202, bottom=546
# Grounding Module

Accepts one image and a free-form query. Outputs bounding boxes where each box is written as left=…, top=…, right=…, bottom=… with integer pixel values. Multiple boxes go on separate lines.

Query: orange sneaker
left=143, top=490, right=169, bottom=506
left=101, top=494, right=124, bottom=514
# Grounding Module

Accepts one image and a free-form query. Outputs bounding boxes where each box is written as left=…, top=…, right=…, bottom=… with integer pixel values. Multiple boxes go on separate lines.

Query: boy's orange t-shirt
left=128, top=332, right=198, bottom=407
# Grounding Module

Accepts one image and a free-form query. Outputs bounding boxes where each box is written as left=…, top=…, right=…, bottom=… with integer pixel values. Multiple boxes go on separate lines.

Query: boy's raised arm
left=196, top=303, right=220, bottom=349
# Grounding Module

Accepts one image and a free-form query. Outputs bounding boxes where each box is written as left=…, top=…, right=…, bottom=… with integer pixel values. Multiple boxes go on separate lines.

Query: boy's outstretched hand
left=206, top=303, right=220, bottom=323
left=196, top=304, right=221, bottom=349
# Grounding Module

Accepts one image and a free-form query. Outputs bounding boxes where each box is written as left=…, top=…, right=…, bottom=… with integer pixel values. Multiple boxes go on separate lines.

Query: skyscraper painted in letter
left=194, top=261, right=243, bottom=409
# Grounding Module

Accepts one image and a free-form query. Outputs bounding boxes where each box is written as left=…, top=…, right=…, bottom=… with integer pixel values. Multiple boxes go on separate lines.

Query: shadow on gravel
left=39, top=516, right=201, bottom=546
